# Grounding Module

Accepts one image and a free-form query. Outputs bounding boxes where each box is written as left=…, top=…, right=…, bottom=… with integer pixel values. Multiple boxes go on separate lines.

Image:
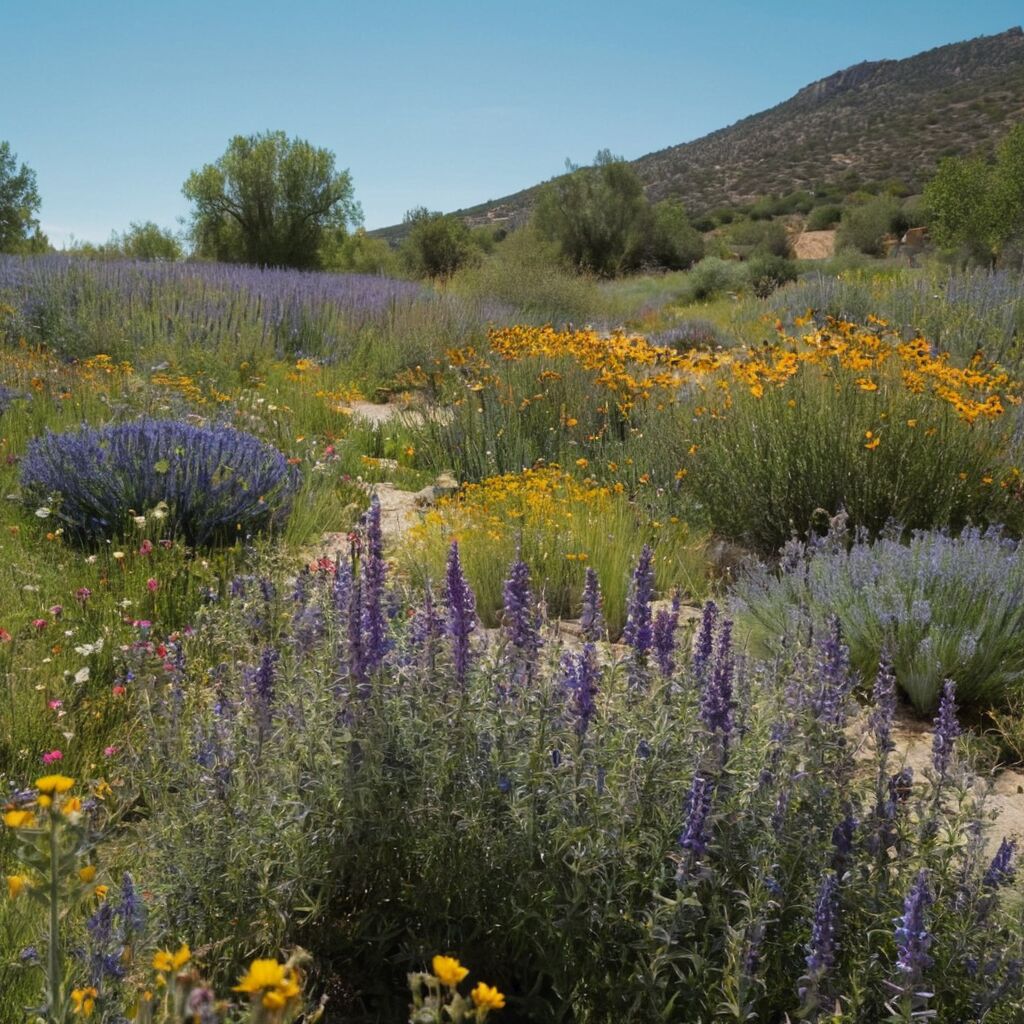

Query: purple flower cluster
left=931, top=679, right=960, bottom=780
left=893, top=869, right=934, bottom=987
left=799, top=873, right=840, bottom=1008
left=20, top=418, right=297, bottom=546
left=560, top=643, right=600, bottom=737
left=579, top=567, right=605, bottom=642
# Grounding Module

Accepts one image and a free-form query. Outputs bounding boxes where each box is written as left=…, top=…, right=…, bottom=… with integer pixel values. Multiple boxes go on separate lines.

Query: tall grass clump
left=678, top=316, right=1024, bottom=552
left=20, top=419, right=298, bottom=546
left=129, top=535, right=1024, bottom=1022
left=733, top=518, right=1024, bottom=714
left=401, top=467, right=707, bottom=632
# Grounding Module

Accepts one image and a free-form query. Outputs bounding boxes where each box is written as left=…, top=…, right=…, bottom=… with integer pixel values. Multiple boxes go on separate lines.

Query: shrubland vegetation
left=3, top=109, right=1024, bottom=1023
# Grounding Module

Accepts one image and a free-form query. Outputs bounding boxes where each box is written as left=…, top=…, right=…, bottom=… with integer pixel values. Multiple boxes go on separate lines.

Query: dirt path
left=792, top=229, right=836, bottom=260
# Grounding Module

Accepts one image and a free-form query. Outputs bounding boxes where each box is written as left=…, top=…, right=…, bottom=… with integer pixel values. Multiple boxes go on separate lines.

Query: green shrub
left=746, top=253, right=798, bottom=297
left=806, top=204, right=842, bottom=231
left=682, top=256, right=747, bottom=301
left=837, top=195, right=902, bottom=256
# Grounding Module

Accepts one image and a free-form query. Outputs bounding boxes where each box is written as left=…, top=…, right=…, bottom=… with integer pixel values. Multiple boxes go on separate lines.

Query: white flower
left=35, top=507, right=51, bottom=519
left=133, top=515, right=147, bottom=528
left=73, top=667, right=90, bottom=684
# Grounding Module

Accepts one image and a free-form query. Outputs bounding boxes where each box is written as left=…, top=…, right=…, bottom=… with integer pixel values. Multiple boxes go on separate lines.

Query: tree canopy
left=399, top=207, right=474, bottom=278
left=183, top=131, right=361, bottom=269
left=532, top=151, right=702, bottom=276
left=0, top=142, right=47, bottom=253
left=924, top=124, right=1024, bottom=266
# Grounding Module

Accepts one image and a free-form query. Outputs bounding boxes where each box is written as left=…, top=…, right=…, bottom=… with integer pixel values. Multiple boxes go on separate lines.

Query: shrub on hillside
left=20, top=418, right=297, bottom=545
left=806, top=204, right=842, bottom=231
left=733, top=520, right=1024, bottom=714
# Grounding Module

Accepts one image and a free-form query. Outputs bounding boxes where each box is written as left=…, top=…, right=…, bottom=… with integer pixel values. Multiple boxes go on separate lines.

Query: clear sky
left=3, top=0, right=1021, bottom=246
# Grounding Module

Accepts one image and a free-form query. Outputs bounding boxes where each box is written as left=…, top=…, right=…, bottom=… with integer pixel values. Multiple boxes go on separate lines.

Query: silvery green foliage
left=733, top=523, right=1024, bottom=713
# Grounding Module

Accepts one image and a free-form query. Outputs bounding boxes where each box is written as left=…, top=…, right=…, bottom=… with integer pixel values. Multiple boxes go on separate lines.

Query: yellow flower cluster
left=428, top=955, right=505, bottom=1016
left=234, top=957, right=303, bottom=1013
left=728, top=317, right=1020, bottom=424
left=408, top=467, right=612, bottom=549
left=454, top=319, right=1019, bottom=428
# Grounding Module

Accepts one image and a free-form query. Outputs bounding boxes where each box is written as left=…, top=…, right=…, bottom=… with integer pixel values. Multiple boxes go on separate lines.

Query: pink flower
left=48, top=699, right=63, bottom=710
left=0, top=628, right=11, bottom=643
left=103, top=745, right=120, bottom=757
left=49, top=605, right=63, bottom=618
left=32, top=619, right=47, bottom=630
left=42, top=749, right=63, bottom=765
left=75, top=587, right=92, bottom=603
left=139, top=539, right=154, bottom=555
left=159, top=539, right=174, bottom=550
left=146, top=578, right=159, bottom=592
left=111, top=684, right=126, bottom=697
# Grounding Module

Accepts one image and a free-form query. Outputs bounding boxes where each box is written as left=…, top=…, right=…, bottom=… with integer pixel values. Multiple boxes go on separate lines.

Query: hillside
left=374, top=27, right=1024, bottom=242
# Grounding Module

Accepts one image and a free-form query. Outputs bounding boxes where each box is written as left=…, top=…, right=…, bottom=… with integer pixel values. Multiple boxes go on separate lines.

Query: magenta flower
left=42, top=749, right=63, bottom=765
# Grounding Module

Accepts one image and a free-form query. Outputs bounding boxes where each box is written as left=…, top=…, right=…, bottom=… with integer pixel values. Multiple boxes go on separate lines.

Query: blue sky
left=3, top=1, right=1021, bottom=245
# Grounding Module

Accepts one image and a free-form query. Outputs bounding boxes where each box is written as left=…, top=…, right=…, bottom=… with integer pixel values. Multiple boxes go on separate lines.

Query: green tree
left=399, top=208, right=474, bottom=278
left=923, top=156, right=1000, bottom=264
left=0, top=142, right=47, bottom=253
left=642, top=200, right=704, bottom=270
left=320, top=227, right=400, bottom=276
left=119, top=221, right=182, bottom=261
left=533, top=150, right=652, bottom=277
left=182, top=131, right=361, bottom=268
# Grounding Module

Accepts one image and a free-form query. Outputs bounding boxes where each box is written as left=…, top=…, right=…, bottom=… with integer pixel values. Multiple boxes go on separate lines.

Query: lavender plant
left=20, top=418, right=298, bottom=546
left=733, top=523, right=1024, bottom=714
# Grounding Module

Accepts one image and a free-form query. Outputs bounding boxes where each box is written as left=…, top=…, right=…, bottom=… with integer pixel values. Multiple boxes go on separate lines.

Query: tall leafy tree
left=399, top=207, right=474, bottom=278
left=533, top=151, right=651, bottom=277
left=924, top=125, right=1024, bottom=266
left=183, top=131, right=361, bottom=268
left=0, top=142, right=47, bottom=253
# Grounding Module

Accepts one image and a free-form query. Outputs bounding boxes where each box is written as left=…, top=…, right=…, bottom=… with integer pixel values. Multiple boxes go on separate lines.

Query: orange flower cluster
left=729, top=316, right=1020, bottom=424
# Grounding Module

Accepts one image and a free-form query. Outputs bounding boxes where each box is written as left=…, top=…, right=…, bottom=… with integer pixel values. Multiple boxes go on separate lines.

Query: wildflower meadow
left=1, top=252, right=1024, bottom=1024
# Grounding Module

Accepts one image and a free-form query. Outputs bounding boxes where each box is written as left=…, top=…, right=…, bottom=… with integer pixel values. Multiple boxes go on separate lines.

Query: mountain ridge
left=372, top=27, right=1024, bottom=243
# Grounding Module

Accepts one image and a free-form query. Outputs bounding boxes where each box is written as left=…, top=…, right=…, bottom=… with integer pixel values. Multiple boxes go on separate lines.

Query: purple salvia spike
left=653, top=589, right=681, bottom=678
left=699, top=618, right=734, bottom=739
left=676, top=773, right=714, bottom=882
left=445, top=540, right=477, bottom=689
left=983, top=838, right=1016, bottom=890
left=579, top=567, right=605, bottom=642
left=893, top=869, right=934, bottom=987
left=502, top=559, right=541, bottom=660
left=361, top=496, right=389, bottom=672
left=871, top=653, right=897, bottom=755
left=799, top=873, right=839, bottom=1009
left=623, top=544, right=655, bottom=654
left=931, top=679, right=960, bottom=779
left=692, top=600, right=718, bottom=680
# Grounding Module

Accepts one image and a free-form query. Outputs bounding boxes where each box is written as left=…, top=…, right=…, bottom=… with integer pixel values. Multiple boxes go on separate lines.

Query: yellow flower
left=575, top=458, right=589, bottom=469
left=863, top=431, right=880, bottom=451
left=71, top=986, right=98, bottom=1017
left=565, top=417, right=578, bottom=427
left=78, top=865, right=97, bottom=884
left=35, top=775, right=75, bottom=795
left=153, top=943, right=191, bottom=972
left=263, top=990, right=287, bottom=1010
left=432, top=955, right=469, bottom=988
left=94, top=885, right=109, bottom=900
left=62, top=796, right=83, bottom=816
left=234, top=958, right=288, bottom=993
left=855, top=377, right=878, bottom=391
left=471, top=982, right=506, bottom=1012
left=906, top=419, right=917, bottom=428
left=3, top=809, right=36, bottom=829
left=7, top=874, right=31, bottom=899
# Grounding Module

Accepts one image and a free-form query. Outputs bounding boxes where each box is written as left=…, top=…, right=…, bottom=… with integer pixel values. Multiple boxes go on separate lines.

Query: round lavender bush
left=21, top=418, right=297, bottom=545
